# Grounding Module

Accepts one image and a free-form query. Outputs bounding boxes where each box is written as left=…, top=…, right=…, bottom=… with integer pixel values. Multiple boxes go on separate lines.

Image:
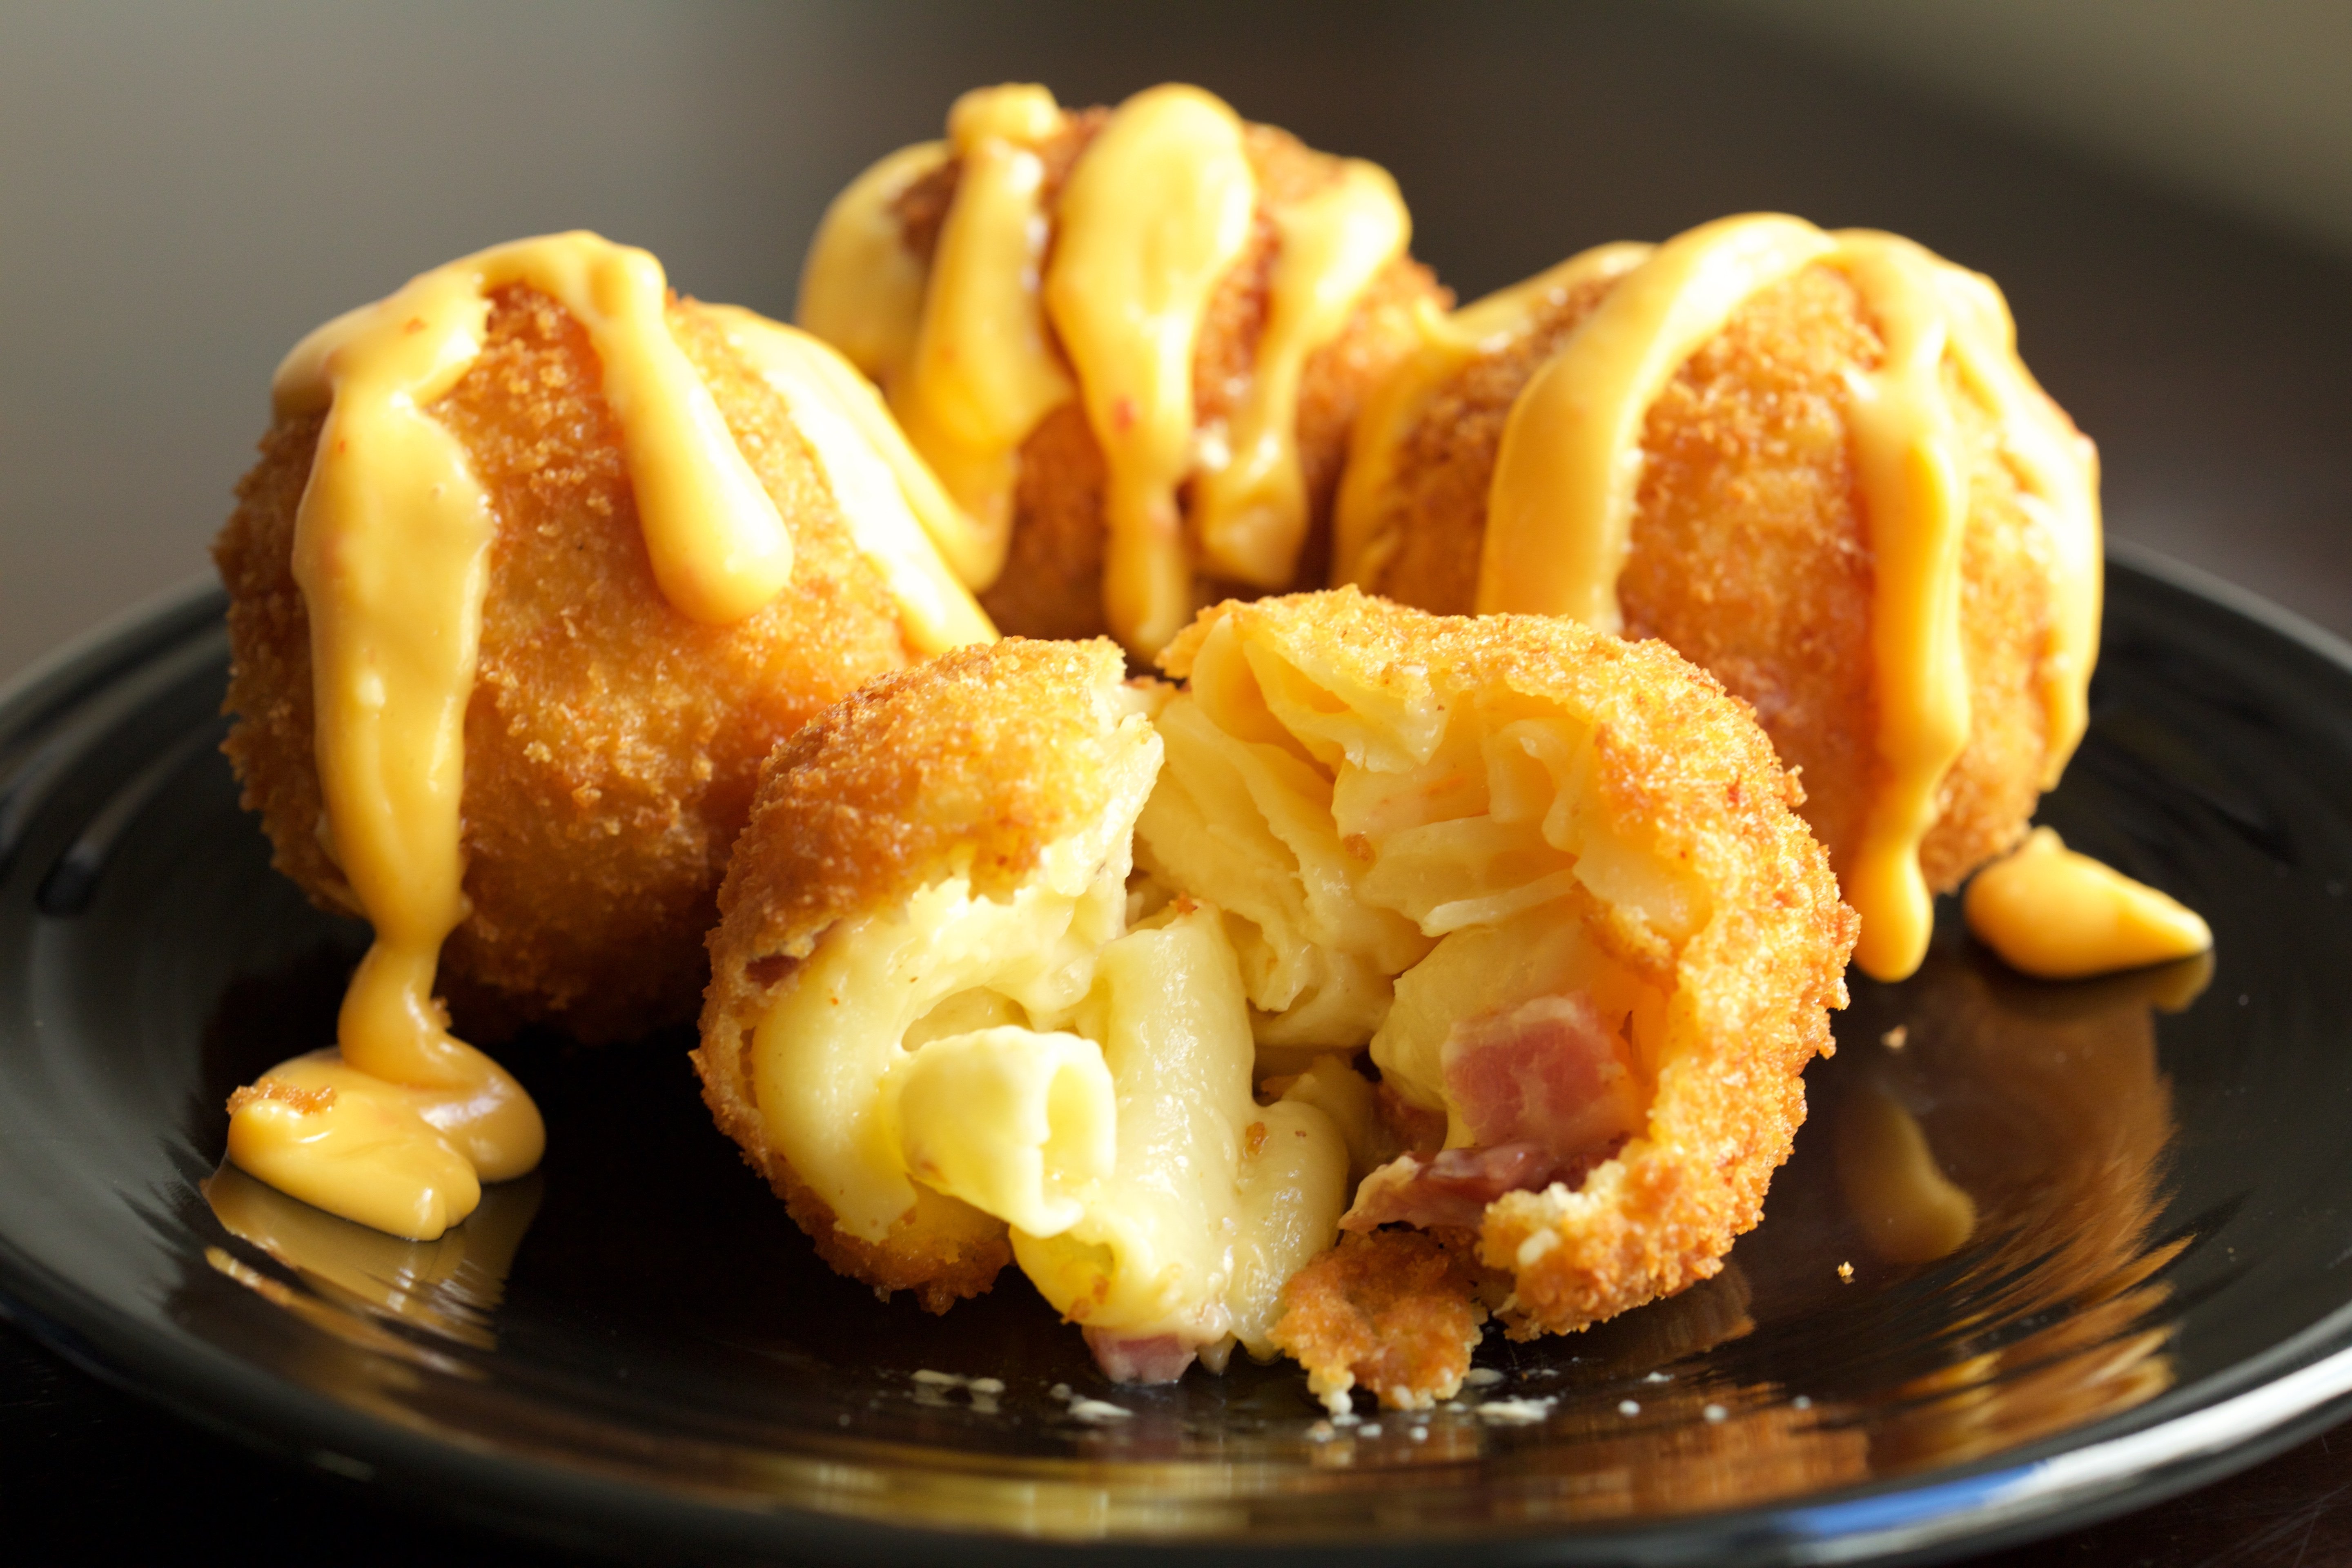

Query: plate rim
left=3, top=545, right=2350, bottom=1566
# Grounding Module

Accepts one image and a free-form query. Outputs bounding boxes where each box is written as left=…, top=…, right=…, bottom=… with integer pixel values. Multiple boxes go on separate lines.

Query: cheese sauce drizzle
left=1192, top=158, right=1409, bottom=589
left=702, top=304, right=997, bottom=654
left=1342, top=214, right=2101, bottom=983
left=1045, top=85, right=1255, bottom=657
left=798, top=82, right=1409, bottom=657
left=231, top=232, right=980, bottom=1241
left=1964, top=827, right=2212, bottom=979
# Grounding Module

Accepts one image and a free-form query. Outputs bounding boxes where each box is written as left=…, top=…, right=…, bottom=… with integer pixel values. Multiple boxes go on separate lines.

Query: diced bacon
left=1340, top=992, right=1643, bottom=1232
left=1441, top=992, right=1643, bottom=1155
left=1340, top=1140, right=1624, bottom=1231
left=1082, top=1327, right=1198, bottom=1384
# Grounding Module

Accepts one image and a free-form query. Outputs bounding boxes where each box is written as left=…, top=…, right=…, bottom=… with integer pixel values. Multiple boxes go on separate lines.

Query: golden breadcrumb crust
left=700, top=588, right=1852, bottom=1361
left=1270, top=1227, right=1494, bottom=1410
left=1349, top=262, right=2064, bottom=892
left=892, top=112, right=1448, bottom=642
left=1165, top=591, right=1855, bottom=1350
left=214, top=285, right=916, bottom=1042
left=692, top=637, right=1133, bottom=1310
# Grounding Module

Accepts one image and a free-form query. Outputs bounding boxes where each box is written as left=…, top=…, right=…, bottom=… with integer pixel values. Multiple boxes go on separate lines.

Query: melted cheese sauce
left=1048, top=84, right=1257, bottom=657
left=1192, top=158, right=1409, bottom=589
left=799, top=82, right=1410, bottom=656
left=1964, top=827, right=2212, bottom=978
left=700, top=305, right=996, bottom=654
left=231, top=232, right=987, bottom=1239
left=1836, top=1079, right=1977, bottom=1265
left=1338, top=214, right=2104, bottom=983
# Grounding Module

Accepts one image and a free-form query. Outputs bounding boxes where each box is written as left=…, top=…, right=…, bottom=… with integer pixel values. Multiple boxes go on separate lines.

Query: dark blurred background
left=5, top=0, right=2351, bottom=684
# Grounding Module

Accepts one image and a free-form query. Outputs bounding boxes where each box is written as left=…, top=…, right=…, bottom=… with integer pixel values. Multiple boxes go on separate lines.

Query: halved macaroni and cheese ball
left=800, top=82, right=1445, bottom=657
left=695, top=589, right=1854, bottom=1400
left=218, top=277, right=987, bottom=1042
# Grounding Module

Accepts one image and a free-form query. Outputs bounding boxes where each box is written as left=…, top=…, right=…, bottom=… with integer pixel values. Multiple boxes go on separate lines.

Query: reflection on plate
left=5, top=550, right=2352, bottom=1564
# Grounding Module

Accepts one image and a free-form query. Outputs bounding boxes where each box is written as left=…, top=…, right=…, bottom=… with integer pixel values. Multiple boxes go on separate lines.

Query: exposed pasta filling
left=744, top=611, right=1723, bottom=1383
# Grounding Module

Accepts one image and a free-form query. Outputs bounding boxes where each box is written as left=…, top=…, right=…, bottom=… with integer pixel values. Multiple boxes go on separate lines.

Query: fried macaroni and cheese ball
left=799, top=82, right=1446, bottom=657
left=696, top=589, right=1853, bottom=1399
left=218, top=236, right=991, bottom=1045
left=1335, top=214, right=2102, bottom=982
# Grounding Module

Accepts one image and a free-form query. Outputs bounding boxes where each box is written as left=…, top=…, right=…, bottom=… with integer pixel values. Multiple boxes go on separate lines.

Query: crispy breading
left=1170, top=591, right=1856, bottom=1349
left=889, top=108, right=1448, bottom=643
left=214, top=285, right=917, bottom=1042
left=1348, top=262, right=2063, bottom=892
left=1270, top=1228, right=1488, bottom=1412
left=702, top=589, right=1853, bottom=1381
left=693, top=637, right=1133, bottom=1308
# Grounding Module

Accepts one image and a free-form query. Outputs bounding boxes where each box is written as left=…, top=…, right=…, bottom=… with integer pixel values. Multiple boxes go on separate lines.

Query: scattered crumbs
left=1463, top=1368, right=1505, bottom=1388
left=1474, top=1397, right=1557, bottom=1426
left=1308, top=1420, right=1336, bottom=1442
left=2238, top=994, right=2251, bottom=1007
left=910, top=1368, right=1003, bottom=1413
left=1703, top=1403, right=1728, bottom=1424
left=1066, top=1397, right=1132, bottom=1424
left=1617, top=1400, right=1640, bottom=1417
left=837, top=1413, right=852, bottom=1427
left=1359, top=1424, right=1382, bottom=1439
left=1838, top=1261, right=1855, bottom=1282
left=1642, top=1370, right=1672, bottom=1384
left=1792, top=1396, right=1813, bottom=1411
left=1881, top=1025, right=1908, bottom=1050
left=1408, top=1426, right=1428, bottom=1442
left=1331, top=1410, right=1361, bottom=1427
left=1049, top=1383, right=1074, bottom=1402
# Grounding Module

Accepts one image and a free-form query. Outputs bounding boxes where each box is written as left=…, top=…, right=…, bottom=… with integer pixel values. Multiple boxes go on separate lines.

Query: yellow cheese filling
left=746, top=607, right=1711, bottom=1363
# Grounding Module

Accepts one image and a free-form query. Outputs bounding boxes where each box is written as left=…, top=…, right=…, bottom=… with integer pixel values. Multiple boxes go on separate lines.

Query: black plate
left=4, top=548, right=2352, bottom=1566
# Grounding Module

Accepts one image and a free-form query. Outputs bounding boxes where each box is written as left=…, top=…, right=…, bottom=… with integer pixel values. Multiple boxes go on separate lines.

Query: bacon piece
left=1341, top=1139, right=1625, bottom=1231
left=1081, top=1327, right=1198, bottom=1384
left=1340, top=993, right=1643, bottom=1231
left=1441, top=992, right=1644, bottom=1154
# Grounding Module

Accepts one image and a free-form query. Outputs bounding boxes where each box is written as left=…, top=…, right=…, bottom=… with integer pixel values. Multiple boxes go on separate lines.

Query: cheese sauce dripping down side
left=1190, top=158, right=1409, bottom=590
left=1045, top=84, right=1255, bottom=658
left=231, top=233, right=968, bottom=1240
left=1392, top=214, right=2098, bottom=983
left=797, top=82, right=1410, bottom=657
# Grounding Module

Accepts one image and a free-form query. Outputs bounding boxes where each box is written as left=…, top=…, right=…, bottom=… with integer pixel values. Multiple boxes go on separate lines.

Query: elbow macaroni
left=747, top=597, right=1720, bottom=1363
left=751, top=715, right=1352, bottom=1355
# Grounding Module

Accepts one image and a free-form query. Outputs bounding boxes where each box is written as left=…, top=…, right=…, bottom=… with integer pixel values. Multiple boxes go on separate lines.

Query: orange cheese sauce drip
left=1045, top=84, right=1256, bottom=657
left=701, top=304, right=996, bottom=655
left=229, top=233, right=809, bottom=1239
left=1454, top=214, right=2100, bottom=982
left=1332, top=242, right=1654, bottom=593
left=1964, top=828, right=2212, bottom=979
left=1192, top=159, right=1409, bottom=589
left=891, top=85, right=1073, bottom=585
left=799, top=82, right=1409, bottom=655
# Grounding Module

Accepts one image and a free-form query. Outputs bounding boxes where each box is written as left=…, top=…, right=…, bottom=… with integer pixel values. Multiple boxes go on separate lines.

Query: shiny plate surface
left=2, top=547, right=2350, bottom=1565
